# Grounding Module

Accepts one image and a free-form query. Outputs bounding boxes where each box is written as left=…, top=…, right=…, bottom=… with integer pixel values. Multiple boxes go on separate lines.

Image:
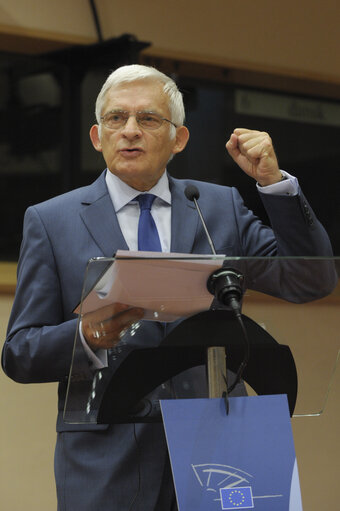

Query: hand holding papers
left=81, top=302, right=144, bottom=351
left=76, top=250, right=225, bottom=322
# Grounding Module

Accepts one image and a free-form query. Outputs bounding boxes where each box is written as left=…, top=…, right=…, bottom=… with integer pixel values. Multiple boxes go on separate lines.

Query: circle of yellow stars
left=228, top=489, right=246, bottom=507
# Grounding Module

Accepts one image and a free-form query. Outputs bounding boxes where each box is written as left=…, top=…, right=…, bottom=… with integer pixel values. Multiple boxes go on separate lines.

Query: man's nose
left=121, top=115, right=142, bottom=137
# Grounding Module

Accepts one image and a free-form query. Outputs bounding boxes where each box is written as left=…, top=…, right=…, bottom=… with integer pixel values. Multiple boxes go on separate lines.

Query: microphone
left=184, top=184, right=199, bottom=201
left=184, top=184, right=244, bottom=312
left=184, top=185, right=217, bottom=255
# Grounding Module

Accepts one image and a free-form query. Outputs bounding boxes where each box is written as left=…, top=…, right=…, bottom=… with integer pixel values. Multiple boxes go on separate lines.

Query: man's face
left=90, top=80, right=189, bottom=191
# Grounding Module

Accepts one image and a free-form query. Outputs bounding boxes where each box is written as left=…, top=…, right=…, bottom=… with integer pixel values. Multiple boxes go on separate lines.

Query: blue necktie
left=137, top=194, right=162, bottom=252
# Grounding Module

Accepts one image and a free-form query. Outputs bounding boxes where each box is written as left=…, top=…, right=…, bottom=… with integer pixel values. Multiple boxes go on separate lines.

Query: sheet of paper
left=77, top=250, right=225, bottom=321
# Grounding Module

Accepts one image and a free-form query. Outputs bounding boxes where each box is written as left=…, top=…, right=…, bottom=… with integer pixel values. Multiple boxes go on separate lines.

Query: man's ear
left=172, top=126, right=190, bottom=155
left=89, top=125, right=102, bottom=152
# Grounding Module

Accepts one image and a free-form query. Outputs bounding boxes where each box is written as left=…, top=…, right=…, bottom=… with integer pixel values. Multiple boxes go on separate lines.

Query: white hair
left=95, top=64, right=185, bottom=138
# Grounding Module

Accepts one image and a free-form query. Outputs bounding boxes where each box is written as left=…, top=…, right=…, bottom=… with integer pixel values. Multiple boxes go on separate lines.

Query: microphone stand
left=190, top=194, right=228, bottom=399
left=206, top=268, right=244, bottom=414
left=184, top=185, right=244, bottom=407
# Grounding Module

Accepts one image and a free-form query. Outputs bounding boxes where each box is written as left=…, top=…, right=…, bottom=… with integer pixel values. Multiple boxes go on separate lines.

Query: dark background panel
left=0, top=42, right=339, bottom=260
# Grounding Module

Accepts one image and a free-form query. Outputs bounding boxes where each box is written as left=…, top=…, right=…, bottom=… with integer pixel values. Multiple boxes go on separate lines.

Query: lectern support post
left=207, top=346, right=227, bottom=398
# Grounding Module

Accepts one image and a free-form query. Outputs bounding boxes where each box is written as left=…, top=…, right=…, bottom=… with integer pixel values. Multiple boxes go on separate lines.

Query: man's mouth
left=119, top=148, right=144, bottom=158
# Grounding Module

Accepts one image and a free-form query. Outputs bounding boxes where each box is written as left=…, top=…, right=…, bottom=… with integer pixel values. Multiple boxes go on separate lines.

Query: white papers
left=78, top=250, right=225, bottom=322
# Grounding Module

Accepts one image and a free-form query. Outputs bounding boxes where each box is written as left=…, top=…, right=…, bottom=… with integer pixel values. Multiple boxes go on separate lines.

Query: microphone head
left=184, top=185, right=200, bottom=201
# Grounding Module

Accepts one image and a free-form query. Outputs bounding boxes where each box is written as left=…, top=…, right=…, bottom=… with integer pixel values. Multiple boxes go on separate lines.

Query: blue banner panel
left=160, top=395, right=303, bottom=511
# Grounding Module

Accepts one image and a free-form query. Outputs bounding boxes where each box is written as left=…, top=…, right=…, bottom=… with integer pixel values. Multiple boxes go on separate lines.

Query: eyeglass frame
left=99, top=109, right=178, bottom=130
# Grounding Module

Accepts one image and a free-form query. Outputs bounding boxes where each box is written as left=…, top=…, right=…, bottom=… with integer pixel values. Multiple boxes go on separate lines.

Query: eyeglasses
left=100, top=110, right=178, bottom=130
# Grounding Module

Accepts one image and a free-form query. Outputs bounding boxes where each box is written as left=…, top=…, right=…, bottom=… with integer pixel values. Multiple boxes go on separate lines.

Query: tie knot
left=137, top=193, right=157, bottom=211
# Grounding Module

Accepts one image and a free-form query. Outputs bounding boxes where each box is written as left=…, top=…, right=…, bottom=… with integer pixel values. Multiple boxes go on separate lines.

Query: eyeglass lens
left=101, top=111, right=169, bottom=130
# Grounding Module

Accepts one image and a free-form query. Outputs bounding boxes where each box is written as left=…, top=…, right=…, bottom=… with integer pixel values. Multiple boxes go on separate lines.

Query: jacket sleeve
left=242, top=188, right=337, bottom=300
left=259, top=188, right=334, bottom=256
left=2, top=206, right=83, bottom=383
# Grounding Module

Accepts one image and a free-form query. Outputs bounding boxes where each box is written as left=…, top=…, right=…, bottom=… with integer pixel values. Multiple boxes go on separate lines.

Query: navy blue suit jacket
left=2, top=170, right=333, bottom=510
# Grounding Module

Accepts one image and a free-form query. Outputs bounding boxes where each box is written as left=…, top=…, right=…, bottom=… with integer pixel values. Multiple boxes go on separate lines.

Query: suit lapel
left=169, top=176, right=199, bottom=254
left=79, top=172, right=129, bottom=256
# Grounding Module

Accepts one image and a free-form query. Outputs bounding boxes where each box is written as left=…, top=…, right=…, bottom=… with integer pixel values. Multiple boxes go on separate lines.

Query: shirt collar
left=105, top=170, right=171, bottom=212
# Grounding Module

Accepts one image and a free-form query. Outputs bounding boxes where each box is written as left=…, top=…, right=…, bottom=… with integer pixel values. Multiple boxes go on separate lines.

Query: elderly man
left=2, top=64, right=333, bottom=511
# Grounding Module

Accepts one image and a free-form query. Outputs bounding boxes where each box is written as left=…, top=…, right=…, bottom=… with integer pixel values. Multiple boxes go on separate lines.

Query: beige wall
left=0, top=0, right=340, bottom=83
left=0, top=0, right=95, bottom=40
left=0, top=294, right=58, bottom=509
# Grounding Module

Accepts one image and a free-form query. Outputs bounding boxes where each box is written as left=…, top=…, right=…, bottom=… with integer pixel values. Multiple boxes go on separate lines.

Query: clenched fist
left=226, top=128, right=282, bottom=187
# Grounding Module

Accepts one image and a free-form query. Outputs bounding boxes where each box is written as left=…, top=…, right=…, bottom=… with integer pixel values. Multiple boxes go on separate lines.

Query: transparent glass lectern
left=63, top=255, right=340, bottom=424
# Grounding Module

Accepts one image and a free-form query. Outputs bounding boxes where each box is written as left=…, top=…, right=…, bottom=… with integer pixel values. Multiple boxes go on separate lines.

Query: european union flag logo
left=220, top=486, right=254, bottom=509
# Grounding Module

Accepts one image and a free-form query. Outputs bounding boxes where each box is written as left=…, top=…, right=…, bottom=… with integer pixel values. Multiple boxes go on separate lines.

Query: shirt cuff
left=256, top=170, right=299, bottom=196
left=79, top=320, right=108, bottom=369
